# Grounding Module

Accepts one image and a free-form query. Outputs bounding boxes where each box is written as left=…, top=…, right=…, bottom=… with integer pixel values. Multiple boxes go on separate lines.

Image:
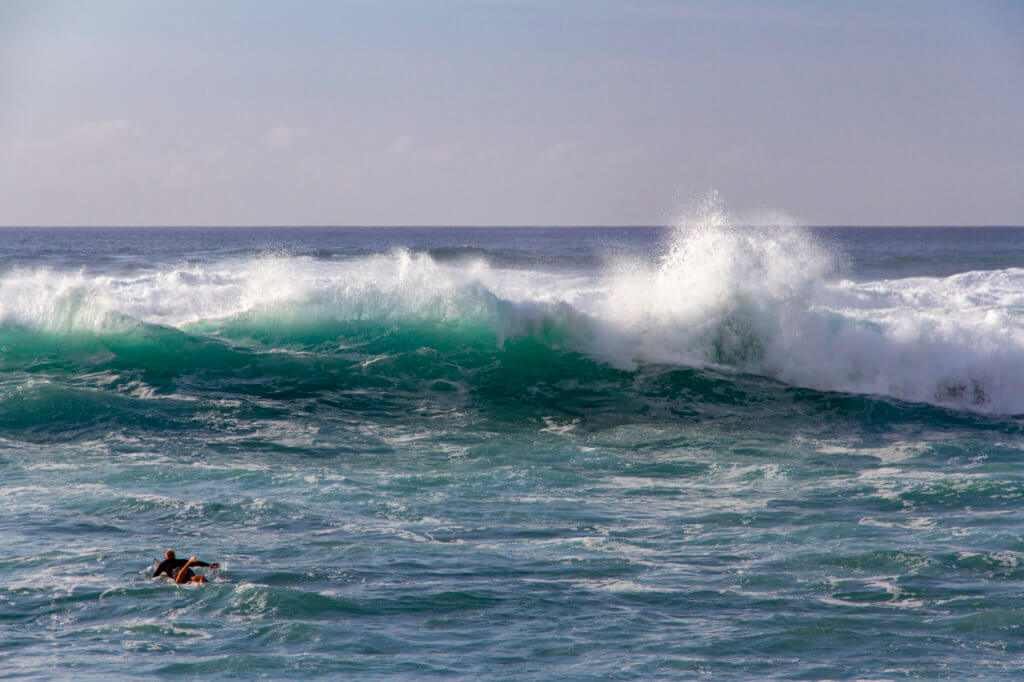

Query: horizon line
left=3, top=224, right=1024, bottom=229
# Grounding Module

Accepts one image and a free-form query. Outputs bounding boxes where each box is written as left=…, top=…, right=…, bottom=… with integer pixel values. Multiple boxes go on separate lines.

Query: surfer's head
left=165, top=549, right=175, bottom=560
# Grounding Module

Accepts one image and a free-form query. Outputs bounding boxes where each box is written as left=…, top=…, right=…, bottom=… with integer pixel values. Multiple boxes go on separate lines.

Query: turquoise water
left=3, top=220, right=1024, bottom=679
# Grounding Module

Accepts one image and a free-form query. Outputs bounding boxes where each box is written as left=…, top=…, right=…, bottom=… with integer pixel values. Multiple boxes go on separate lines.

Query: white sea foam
left=588, top=198, right=1024, bottom=413
left=5, top=206, right=1024, bottom=413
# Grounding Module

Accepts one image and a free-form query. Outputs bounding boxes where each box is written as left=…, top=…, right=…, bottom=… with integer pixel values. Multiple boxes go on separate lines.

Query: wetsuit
left=153, top=557, right=212, bottom=582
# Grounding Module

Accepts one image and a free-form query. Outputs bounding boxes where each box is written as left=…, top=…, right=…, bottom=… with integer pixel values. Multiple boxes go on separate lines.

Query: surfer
left=152, top=549, right=220, bottom=584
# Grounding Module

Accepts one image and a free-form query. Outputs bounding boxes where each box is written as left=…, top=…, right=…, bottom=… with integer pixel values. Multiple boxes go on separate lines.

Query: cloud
left=67, top=120, right=145, bottom=145
left=478, top=143, right=513, bottom=160
left=431, top=143, right=458, bottom=163
left=540, top=141, right=575, bottom=161
left=266, top=125, right=308, bottom=149
left=388, top=135, right=412, bottom=154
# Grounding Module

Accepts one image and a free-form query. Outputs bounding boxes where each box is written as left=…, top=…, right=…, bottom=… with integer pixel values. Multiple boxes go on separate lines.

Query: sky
left=1, top=0, right=1022, bottom=226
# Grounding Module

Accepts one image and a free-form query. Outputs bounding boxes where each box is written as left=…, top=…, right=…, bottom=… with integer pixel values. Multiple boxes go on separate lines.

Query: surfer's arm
left=189, top=557, right=219, bottom=569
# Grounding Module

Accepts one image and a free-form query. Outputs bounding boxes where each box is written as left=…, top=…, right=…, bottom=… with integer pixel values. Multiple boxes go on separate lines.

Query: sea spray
left=598, top=194, right=835, bottom=370
left=592, top=199, right=1024, bottom=414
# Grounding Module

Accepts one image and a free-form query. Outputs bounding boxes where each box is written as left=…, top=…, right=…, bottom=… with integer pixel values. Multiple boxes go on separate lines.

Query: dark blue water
left=3, top=220, right=1024, bottom=679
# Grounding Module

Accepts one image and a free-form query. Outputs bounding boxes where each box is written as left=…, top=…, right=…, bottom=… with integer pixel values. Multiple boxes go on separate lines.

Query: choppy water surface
left=3, top=216, right=1024, bottom=679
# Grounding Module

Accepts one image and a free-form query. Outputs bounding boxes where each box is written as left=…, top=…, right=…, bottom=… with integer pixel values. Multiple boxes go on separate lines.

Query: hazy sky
left=1, top=1, right=1022, bottom=226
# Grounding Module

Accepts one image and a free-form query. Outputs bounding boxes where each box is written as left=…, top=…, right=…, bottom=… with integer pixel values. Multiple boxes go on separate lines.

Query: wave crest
left=5, top=218, right=1024, bottom=414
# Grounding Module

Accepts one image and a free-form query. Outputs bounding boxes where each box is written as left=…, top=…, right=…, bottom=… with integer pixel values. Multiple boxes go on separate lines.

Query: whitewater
left=3, top=217, right=1024, bottom=679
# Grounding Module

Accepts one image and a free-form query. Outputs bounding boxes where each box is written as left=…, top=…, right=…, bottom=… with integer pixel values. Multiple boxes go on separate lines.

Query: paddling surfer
left=152, top=549, right=220, bottom=584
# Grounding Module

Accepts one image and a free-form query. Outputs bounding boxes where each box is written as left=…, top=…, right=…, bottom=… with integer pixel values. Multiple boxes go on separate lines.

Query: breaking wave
left=4, top=205, right=1024, bottom=415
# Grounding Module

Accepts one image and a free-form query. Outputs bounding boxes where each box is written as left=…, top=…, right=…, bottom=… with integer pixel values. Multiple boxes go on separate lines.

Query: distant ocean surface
left=5, top=219, right=1024, bottom=679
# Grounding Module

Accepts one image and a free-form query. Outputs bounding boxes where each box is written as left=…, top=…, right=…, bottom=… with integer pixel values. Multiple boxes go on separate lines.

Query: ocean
left=3, top=216, right=1024, bottom=679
